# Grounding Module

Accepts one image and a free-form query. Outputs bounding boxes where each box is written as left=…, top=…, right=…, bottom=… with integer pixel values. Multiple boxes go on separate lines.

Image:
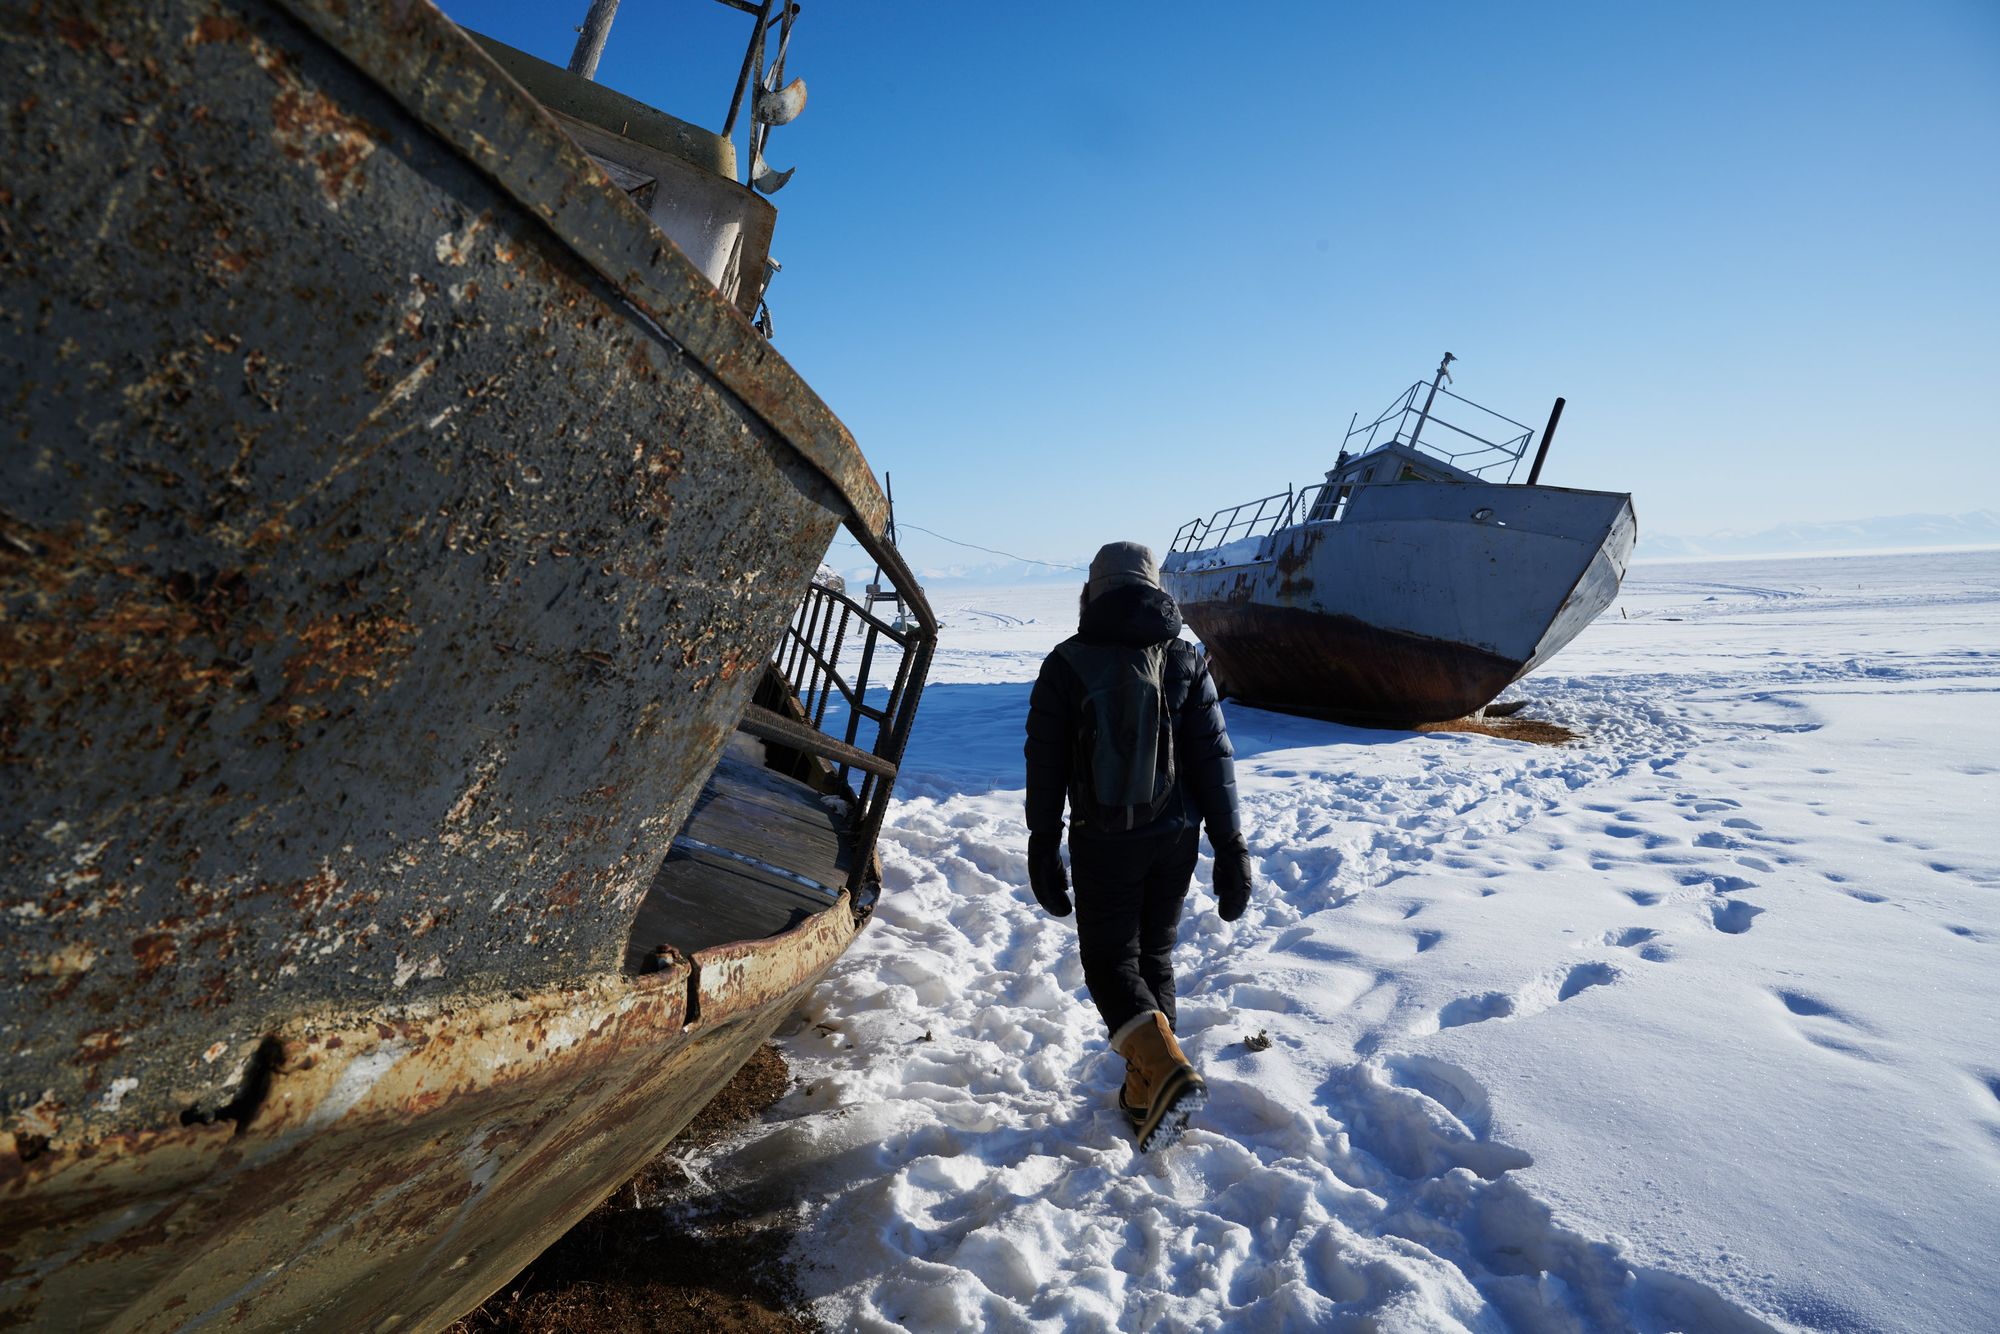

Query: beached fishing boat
left=0, top=0, right=930, bottom=1327
left=1161, top=356, right=1635, bottom=724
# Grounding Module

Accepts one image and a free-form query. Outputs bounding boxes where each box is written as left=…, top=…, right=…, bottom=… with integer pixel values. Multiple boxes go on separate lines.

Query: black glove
left=1212, top=833, right=1253, bottom=922
left=1027, top=831, right=1072, bottom=917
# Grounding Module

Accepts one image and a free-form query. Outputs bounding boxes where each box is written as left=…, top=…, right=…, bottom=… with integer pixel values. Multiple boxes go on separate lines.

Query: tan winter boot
left=1111, top=1012, right=1156, bottom=1125
left=1113, top=1011, right=1207, bottom=1152
left=1117, top=1057, right=1148, bottom=1127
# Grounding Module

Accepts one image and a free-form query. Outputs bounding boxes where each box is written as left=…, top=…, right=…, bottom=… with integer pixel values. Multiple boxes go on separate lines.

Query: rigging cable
left=893, top=524, right=1086, bottom=572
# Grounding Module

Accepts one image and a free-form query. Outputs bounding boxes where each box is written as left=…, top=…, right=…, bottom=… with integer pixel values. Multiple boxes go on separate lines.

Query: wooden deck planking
left=624, top=739, right=855, bottom=968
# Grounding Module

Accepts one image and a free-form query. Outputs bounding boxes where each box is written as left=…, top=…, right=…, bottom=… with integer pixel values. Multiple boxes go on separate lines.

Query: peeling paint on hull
left=0, top=898, right=858, bottom=1331
left=0, top=0, right=903, bottom=1325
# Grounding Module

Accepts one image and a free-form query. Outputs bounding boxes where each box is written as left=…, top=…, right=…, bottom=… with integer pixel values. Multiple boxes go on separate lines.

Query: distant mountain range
left=1638, top=510, right=2000, bottom=559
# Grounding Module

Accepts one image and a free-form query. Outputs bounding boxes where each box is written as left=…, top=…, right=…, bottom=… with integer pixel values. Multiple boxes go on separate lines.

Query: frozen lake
left=704, top=548, right=2000, bottom=1332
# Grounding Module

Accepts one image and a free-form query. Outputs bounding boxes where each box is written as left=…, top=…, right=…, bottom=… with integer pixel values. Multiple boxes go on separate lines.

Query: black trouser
left=1069, top=821, right=1201, bottom=1037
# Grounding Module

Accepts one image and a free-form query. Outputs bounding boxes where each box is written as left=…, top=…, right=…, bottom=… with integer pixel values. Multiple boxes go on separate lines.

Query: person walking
left=1024, top=541, right=1253, bottom=1152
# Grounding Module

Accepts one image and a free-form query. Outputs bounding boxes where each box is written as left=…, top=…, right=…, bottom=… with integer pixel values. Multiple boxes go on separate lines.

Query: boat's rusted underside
left=1181, top=599, right=1523, bottom=725
left=0, top=896, right=857, bottom=1330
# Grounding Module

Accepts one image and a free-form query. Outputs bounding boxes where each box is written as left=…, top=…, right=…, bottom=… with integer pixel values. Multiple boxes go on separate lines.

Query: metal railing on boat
left=743, top=518, right=936, bottom=897
left=1170, top=481, right=1334, bottom=556
left=1342, top=379, right=1537, bottom=481
left=1169, top=372, right=1551, bottom=557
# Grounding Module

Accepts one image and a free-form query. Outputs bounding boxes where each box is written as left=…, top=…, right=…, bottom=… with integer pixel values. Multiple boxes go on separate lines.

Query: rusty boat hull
left=1164, top=482, right=1636, bottom=724
left=2, top=0, right=925, bottom=1327
left=0, top=906, right=858, bottom=1331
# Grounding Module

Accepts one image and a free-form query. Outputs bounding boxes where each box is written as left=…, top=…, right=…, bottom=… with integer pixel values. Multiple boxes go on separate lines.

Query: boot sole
left=1137, top=1068, right=1207, bottom=1153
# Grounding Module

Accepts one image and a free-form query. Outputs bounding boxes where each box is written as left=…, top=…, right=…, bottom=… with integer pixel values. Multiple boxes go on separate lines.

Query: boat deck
left=624, top=735, right=853, bottom=969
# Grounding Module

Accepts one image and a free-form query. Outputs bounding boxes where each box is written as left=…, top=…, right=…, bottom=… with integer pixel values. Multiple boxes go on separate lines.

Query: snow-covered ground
left=706, top=549, right=2000, bottom=1332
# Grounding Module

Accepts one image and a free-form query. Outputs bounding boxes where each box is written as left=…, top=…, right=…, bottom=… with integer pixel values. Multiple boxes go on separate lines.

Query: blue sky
left=442, top=1, right=1998, bottom=569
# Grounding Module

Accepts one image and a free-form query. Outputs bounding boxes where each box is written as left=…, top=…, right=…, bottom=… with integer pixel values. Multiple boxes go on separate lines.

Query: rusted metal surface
left=0, top=2, right=929, bottom=1322
left=0, top=0, right=931, bottom=1322
left=690, top=887, right=855, bottom=1021
left=0, top=0, right=876, bottom=1146
left=1178, top=598, right=1524, bottom=725
left=0, top=894, right=858, bottom=1329
left=271, top=0, right=888, bottom=536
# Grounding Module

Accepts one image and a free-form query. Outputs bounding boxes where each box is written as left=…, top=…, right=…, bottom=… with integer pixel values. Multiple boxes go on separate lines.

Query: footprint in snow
left=1433, top=963, right=1620, bottom=1031
left=1438, top=991, right=1514, bottom=1029
left=1557, top=961, right=1618, bottom=1000
left=1776, top=989, right=1857, bottom=1021
left=1775, top=989, right=1877, bottom=1060
left=1688, top=872, right=1756, bottom=894
left=1601, top=926, right=1671, bottom=960
left=1271, top=925, right=1314, bottom=952
left=1228, top=983, right=1300, bottom=1015
left=1709, top=899, right=1763, bottom=934
left=1385, top=1053, right=1499, bottom=1136
left=1282, top=936, right=1365, bottom=966
left=1330, top=1058, right=1533, bottom=1182
left=1607, top=823, right=1675, bottom=849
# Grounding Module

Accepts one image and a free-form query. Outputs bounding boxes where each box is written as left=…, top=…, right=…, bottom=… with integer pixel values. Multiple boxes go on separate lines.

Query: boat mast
left=567, top=0, right=621, bottom=80
left=1406, top=351, right=1456, bottom=452
left=1526, top=396, right=1566, bottom=485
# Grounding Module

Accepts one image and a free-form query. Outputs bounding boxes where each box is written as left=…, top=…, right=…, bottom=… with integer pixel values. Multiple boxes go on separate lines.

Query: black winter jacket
left=1024, top=585, right=1241, bottom=843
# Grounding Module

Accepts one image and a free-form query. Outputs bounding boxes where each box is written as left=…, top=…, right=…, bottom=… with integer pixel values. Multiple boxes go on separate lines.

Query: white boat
left=1161, top=356, right=1636, bottom=724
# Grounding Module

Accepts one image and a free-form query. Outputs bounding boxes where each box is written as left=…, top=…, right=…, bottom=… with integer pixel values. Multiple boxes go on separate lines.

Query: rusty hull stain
left=1185, top=597, right=1523, bottom=726
left=0, top=2, right=901, bottom=1324
left=1, top=0, right=855, bottom=1141
left=0, top=896, right=857, bottom=1330
left=270, top=0, right=889, bottom=537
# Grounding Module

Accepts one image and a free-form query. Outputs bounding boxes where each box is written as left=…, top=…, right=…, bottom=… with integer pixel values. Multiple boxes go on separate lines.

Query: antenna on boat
left=867, top=473, right=908, bottom=629
left=1406, top=351, right=1455, bottom=452
left=566, top=0, right=621, bottom=80
left=1526, top=396, right=1565, bottom=485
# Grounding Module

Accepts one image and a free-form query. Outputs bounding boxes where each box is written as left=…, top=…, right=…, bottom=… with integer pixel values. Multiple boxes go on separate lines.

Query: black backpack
left=1055, top=639, right=1177, bottom=833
